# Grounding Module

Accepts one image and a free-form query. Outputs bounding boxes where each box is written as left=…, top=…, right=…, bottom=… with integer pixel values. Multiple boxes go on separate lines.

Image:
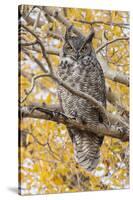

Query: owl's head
left=63, top=28, right=95, bottom=60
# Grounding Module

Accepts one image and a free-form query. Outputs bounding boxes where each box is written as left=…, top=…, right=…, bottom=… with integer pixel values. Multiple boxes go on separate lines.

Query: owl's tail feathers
left=69, top=129, right=103, bottom=171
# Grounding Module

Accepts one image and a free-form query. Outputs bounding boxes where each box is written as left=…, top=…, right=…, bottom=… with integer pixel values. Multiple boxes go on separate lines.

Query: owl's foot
left=30, top=106, right=76, bottom=122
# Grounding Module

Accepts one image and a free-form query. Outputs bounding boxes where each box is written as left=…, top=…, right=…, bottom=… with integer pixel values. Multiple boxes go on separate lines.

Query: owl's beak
left=75, top=52, right=80, bottom=60
left=70, top=54, right=79, bottom=61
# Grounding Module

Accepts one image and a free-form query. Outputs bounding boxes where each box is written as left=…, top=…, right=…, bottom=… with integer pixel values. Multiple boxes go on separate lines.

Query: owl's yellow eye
left=64, top=43, right=73, bottom=50
left=81, top=45, right=88, bottom=51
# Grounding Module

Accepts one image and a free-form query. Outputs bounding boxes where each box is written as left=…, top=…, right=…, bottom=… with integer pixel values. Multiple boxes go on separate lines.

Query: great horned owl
left=57, top=28, right=106, bottom=171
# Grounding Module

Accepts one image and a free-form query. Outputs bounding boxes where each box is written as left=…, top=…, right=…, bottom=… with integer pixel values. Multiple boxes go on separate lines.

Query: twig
left=20, top=40, right=37, bottom=46
left=20, top=73, right=50, bottom=103
left=96, top=37, right=129, bottom=53
left=21, top=71, right=56, bottom=96
left=22, top=130, right=48, bottom=147
left=74, top=19, right=129, bottom=29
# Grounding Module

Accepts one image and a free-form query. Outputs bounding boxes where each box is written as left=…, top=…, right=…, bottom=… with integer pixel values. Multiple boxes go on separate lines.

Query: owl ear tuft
left=86, top=28, right=95, bottom=43
left=65, top=25, right=73, bottom=40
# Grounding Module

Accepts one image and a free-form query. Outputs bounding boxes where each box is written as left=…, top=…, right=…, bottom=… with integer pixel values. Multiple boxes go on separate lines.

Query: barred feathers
left=58, top=43, right=106, bottom=171
left=69, top=129, right=103, bottom=171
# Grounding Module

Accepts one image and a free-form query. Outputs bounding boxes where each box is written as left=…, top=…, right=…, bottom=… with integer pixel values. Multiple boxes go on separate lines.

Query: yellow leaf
left=52, top=176, right=63, bottom=185
left=45, top=94, right=52, bottom=104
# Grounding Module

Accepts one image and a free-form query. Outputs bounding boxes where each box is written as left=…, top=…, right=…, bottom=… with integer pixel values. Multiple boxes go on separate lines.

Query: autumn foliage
left=19, top=5, right=129, bottom=195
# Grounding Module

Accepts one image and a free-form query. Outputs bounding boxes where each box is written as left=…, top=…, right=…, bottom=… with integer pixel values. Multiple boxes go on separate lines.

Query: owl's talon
left=59, top=112, right=76, bottom=120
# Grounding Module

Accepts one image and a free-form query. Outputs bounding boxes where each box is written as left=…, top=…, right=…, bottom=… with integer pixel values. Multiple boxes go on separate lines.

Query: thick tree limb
left=20, top=105, right=129, bottom=142
left=97, top=54, right=129, bottom=86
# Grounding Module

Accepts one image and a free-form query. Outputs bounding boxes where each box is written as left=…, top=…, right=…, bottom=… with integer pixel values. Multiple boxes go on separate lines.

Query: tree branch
left=21, top=71, right=56, bottom=96
left=20, top=104, right=129, bottom=142
left=20, top=39, right=38, bottom=46
left=33, top=10, right=41, bottom=31
left=22, top=45, right=60, bottom=56
left=96, top=37, right=129, bottom=54
left=74, top=19, right=129, bottom=29
left=97, top=54, right=129, bottom=86
left=20, top=73, right=50, bottom=103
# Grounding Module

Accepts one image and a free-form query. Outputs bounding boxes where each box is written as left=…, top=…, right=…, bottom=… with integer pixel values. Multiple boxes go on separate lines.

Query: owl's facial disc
left=63, top=37, right=92, bottom=60
left=63, top=28, right=94, bottom=59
